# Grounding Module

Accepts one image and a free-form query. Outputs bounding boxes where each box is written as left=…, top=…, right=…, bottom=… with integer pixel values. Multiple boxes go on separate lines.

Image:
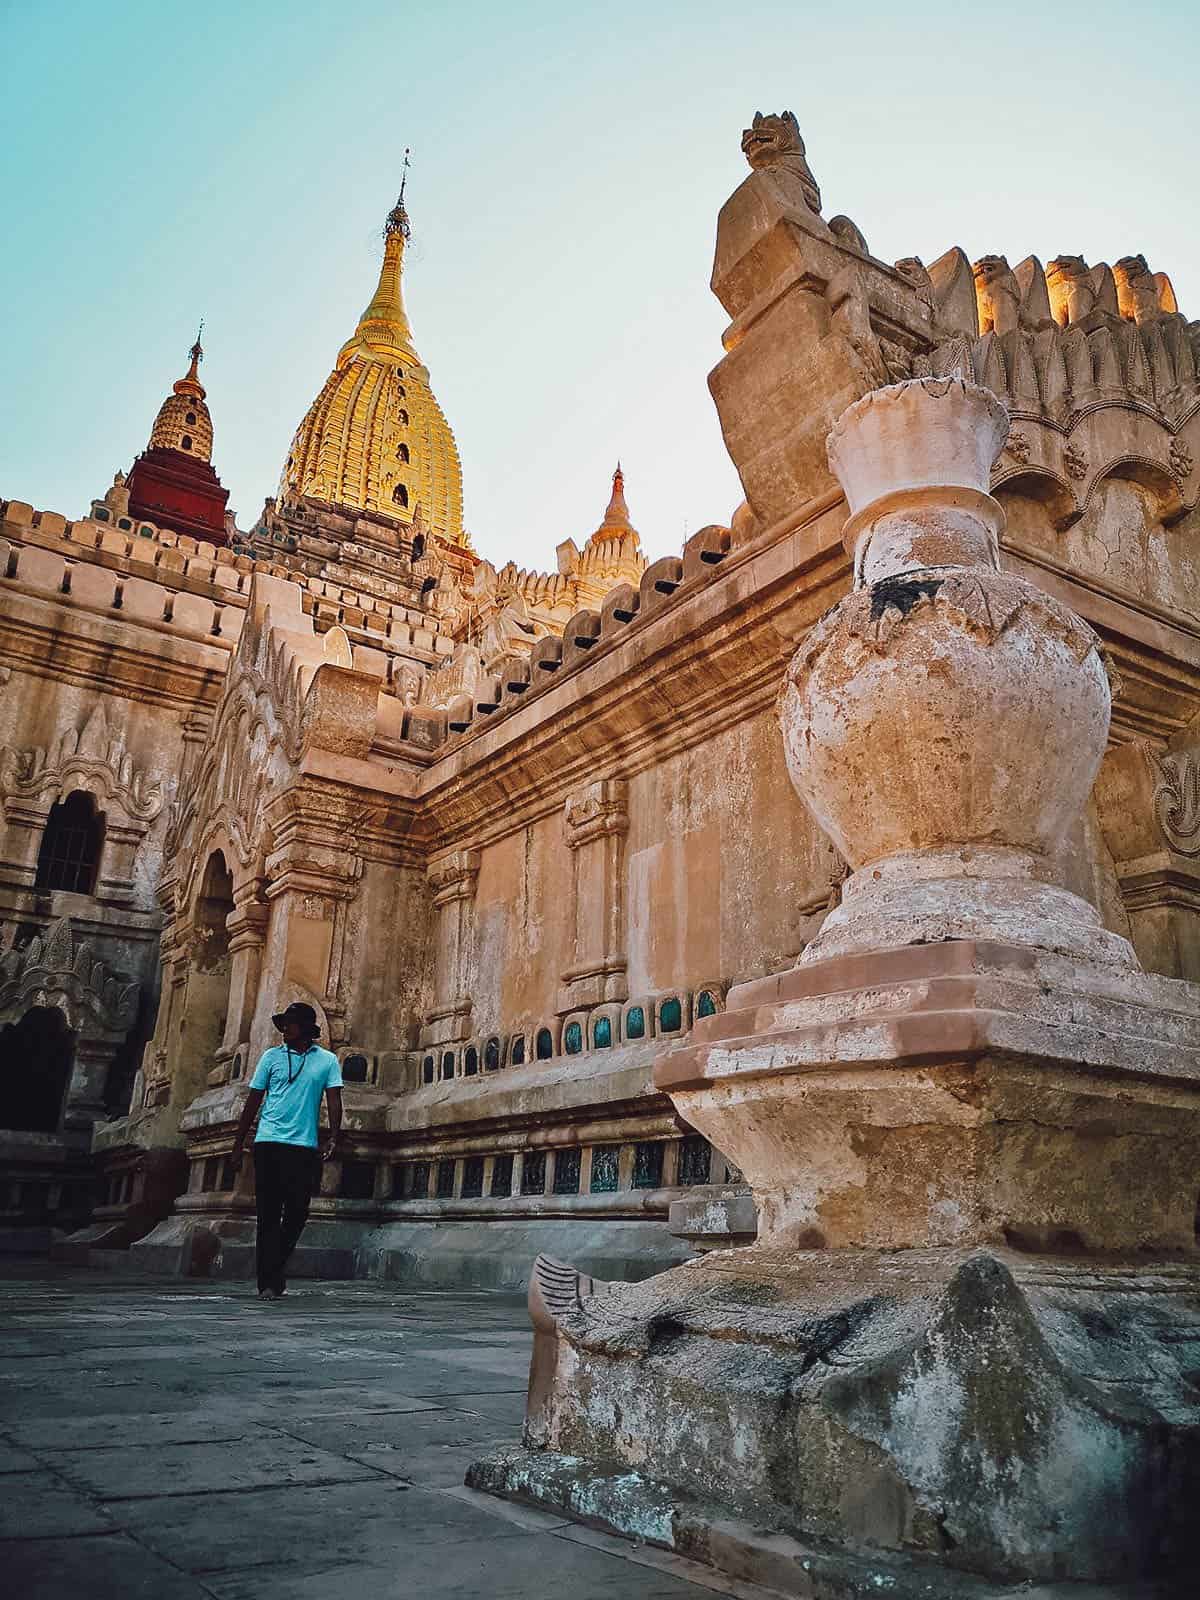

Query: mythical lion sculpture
left=740, top=110, right=822, bottom=215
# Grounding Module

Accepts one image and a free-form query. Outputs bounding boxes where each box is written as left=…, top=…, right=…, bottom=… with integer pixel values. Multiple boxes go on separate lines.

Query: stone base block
left=468, top=1448, right=1147, bottom=1600
left=483, top=1244, right=1200, bottom=1590
left=357, top=1218, right=691, bottom=1292
left=124, top=1214, right=690, bottom=1290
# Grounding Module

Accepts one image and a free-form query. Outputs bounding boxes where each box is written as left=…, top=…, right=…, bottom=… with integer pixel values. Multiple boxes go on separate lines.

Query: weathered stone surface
left=479, top=1246, right=1200, bottom=1589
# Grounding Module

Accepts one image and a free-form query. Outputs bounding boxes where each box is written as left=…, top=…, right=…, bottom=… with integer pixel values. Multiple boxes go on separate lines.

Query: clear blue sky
left=2, top=0, right=1196, bottom=570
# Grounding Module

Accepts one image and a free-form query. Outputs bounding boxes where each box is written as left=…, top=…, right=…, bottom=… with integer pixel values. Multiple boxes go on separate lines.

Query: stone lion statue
left=740, top=110, right=821, bottom=215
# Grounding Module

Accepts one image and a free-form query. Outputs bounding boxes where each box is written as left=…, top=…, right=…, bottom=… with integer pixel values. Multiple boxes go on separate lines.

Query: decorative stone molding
left=423, top=849, right=481, bottom=1044
left=1, top=703, right=164, bottom=824
left=1151, top=748, right=1200, bottom=858
left=559, top=778, right=629, bottom=1014
left=0, top=916, right=138, bottom=1037
left=563, top=779, right=629, bottom=850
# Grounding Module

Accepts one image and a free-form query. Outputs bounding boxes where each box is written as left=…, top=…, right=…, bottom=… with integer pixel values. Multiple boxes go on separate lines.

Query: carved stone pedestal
left=471, top=939, right=1200, bottom=1594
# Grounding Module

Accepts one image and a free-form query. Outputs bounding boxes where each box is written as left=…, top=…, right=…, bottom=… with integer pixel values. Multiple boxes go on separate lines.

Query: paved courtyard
left=0, top=1264, right=757, bottom=1600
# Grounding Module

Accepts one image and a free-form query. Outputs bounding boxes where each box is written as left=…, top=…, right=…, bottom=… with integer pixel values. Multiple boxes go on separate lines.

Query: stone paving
left=0, top=1264, right=762, bottom=1600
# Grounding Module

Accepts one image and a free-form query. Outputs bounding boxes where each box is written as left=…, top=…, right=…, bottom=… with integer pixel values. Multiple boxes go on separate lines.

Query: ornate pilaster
left=558, top=779, right=629, bottom=1014
left=422, top=849, right=480, bottom=1046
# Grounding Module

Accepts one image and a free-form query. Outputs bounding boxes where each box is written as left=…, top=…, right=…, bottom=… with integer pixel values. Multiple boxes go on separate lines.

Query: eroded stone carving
left=1, top=703, right=164, bottom=823
left=740, top=110, right=822, bottom=213
left=0, top=916, right=138, bottom=1034
left=1151, top=747, right=1200, bottom=857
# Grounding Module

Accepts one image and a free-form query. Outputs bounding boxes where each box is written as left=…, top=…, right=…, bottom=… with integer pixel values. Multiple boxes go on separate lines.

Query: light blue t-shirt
left=250, top=1044, right=342, bottom=1148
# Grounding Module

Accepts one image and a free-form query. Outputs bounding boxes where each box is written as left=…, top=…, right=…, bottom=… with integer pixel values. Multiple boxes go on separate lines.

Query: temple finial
left=174, top=322, right=206, bottom=399
left=386, top=148, right=412, bottom=240
left=600, top=461, right=632, bottom=529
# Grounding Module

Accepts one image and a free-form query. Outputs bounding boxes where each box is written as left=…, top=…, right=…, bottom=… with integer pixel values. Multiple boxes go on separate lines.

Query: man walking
left=231, top=1002, right=342, bottom=1300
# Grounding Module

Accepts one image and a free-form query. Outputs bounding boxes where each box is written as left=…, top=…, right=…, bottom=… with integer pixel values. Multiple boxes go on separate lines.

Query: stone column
left=558, top=779, right=629, bottom=1014
left=62, top=1037, right=117, bottom=1129
left=94, top=817, right=142, bottom=906
left=422, top=850, right=479, bottom=1046
left=0, top=797, right=48, bottom=890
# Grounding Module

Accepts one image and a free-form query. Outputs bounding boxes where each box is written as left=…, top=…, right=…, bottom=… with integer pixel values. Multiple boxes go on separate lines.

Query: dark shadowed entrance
left=0, top=1006, right=74, bottom=1131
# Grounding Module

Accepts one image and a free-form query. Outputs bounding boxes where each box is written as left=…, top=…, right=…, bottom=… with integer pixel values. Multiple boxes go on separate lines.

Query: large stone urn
left=781, top=373, right=1133, bottom=967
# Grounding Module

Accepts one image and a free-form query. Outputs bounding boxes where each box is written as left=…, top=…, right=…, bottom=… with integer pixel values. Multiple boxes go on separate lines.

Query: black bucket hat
left=271, top=1001, right=320, bottom=1037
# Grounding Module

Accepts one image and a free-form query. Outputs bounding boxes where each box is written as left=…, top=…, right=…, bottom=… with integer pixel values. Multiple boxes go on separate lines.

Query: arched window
left=592, top=1015, right=612, bottom=1049
left=696, top=991, right=718, bottom=1018
left=398, top=408, right=409, bottom=425
left=535, top=1027, right=554, bottom=1060
left=397, top=443, right=409, bottom=463
left=422, top=1054, right=434, bottom=1084
left=392, top=483, right=408, bottom=508
left=185, top=411, right=197, bottom=425
left=464, top=1045, right=479, bottom=1075
left=94, top=506, right=110, bottom=522
left=440, top=1051, right=454, bottom=1079
left=180, top=435, right=192, bottom=451
left=660, top=997, right=683, bottom=1032
left=625, top=1005, right=645, bottom=1040
left=510, top=1034, right=525, bottom=1066
left=484, top=1037, right=501, bottom=1071
left=564, top=1021, right=582, bottom=1055
left=411, top=533, right=425, bottom=561
left=342, top=1053, right=369, bottom=1084
left=35, top=791, right=104, bottom=894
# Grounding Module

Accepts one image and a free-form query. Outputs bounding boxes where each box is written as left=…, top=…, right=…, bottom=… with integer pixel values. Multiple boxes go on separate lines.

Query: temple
left=2, top=115, right=1199, bottom=1592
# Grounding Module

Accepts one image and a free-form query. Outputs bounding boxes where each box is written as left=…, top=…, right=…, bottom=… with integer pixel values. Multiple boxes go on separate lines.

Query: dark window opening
left=659, top=997, right=683, bottom=1032
left=398, top=408, right=409, bottom=425
left=520, top=1151, right=546, bottom=1195
left=464, top=1046, right=479, bottom=1076
left=180, top=434, right=192, bottom=451
left=633, top=1141, right=665, bottom=1189
left=696, top=991, right=718, bottom=1018
left=0, top=1007, right=73, bottom=1132
left=339, top=1160, right=376, bottom=1200
left=490, top=1153, right=514, bottom=1196
left=35, top=790, right=105, bottom=894
left=679, top=1135, right=712, bottom=1186
left=593, top=1015, right=612, bottom=1049
left=625, top=1006, right=645, bottom=1040
left=409, top=1160, right=430, bottom=1199
left=484, top=1036, right=501, bottom=1071
left=436, top=1158, right=455, bottom=1198
left=590, top=1145, right=620, bottom=1193
left=397, top=442, right=409, bottom=463
left=342, top=1053, right=369, bottom=1084
left=461, top=1156, right=484, bottom=1198
left=392, top=483, right=409, bottom=508
left=440, top=1051, right=454, bottom=1079
left=564, top=1021, right=582, bottom=1054
left=510, top=1034, right=525, bottom=1066
left=202, top=1156, right=219, bottom=1192
left=553, top=1148, right=581, bottom=1194
left=411, top=533, right=425, bottom=561
left=185, top=411, right=197, bottom=425
left=422, top=1054, right=435, bottom=1084
left=535, top=1028, right=553, bottom=1060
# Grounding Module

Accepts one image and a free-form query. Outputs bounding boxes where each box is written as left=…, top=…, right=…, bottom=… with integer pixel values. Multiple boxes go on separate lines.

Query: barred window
left=35, top=791, right=104, bottom=895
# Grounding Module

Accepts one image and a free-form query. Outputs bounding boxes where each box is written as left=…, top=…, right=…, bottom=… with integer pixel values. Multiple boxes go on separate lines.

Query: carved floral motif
left=1170, top=438, right=1194, bottom=480
left=1064, top=441, right=1088, bottom=481
left=1, top=704, right=164, bottom=823
left=1151, top=749, right=1200, bottom=858
left=1004, top=430, right=1031, bottom=464
left=0, top=917, right=138, bottom=1035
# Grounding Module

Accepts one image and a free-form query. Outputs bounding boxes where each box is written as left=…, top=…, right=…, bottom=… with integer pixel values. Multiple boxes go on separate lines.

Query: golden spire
left=338, top=155, right=417, bottom=366
left=279, top=156, right=465, bottom=544
left=173, top=324, right=206, bottom=400
left=599, top=461, right=633, bottom=530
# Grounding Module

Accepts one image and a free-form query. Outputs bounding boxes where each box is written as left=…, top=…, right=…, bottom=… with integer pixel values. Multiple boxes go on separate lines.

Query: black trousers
left=253, top=1142, right=320, bottom=1293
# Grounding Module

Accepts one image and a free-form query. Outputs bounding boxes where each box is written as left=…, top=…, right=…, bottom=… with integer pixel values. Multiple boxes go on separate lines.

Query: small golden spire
left=340, top=159, right=417, bottom=365
left=600, top=461, right=633, bottom=529
left=173, top=322, right=206, bottom=399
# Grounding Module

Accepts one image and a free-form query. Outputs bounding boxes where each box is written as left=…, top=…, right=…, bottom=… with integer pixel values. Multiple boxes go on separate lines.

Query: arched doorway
left=0, top=1007, right=74, bottom=1131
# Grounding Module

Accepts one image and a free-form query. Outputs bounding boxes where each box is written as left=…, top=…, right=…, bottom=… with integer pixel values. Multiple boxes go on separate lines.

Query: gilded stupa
left=279, top=177, right=465, bottom=545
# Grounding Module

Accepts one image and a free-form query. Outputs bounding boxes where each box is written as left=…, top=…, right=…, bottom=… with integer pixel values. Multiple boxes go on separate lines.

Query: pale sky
left=2, top=0, right=1196, bottom=570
